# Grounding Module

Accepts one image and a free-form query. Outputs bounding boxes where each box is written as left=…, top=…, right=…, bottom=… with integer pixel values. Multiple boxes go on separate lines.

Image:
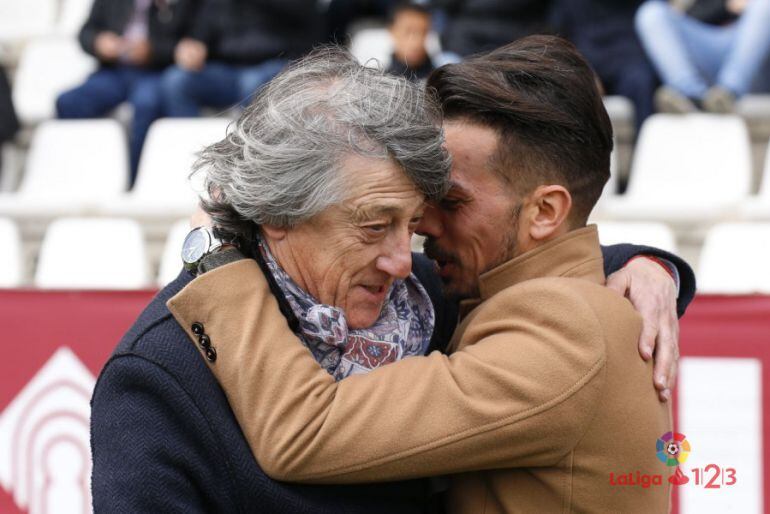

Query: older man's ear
left=190, top=205, right=213, bottom=228
left=524, top=185, right=572, bottom=245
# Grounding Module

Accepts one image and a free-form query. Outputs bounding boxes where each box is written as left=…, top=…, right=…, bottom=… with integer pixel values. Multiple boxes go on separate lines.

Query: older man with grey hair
left=90, top=47, right=452, bottom=513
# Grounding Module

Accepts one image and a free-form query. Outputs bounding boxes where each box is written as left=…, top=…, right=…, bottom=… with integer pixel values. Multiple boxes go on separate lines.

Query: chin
left=346, top=303, right=384, bottom=329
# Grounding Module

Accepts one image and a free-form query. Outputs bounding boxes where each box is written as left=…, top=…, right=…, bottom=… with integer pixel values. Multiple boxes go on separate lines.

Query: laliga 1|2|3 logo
left=609, top=432, right=738, bottom=489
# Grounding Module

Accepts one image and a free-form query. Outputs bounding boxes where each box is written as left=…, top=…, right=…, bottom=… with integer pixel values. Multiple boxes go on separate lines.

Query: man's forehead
left=350, top=199, right=424, bottom=222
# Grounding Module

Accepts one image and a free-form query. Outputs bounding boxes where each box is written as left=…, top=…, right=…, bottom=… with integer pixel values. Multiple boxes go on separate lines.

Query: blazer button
left=205, top=346, right=217, bottom=363
left=198, top=334, right=211, bottom=348
left=192, top=322, right=204, bottom=335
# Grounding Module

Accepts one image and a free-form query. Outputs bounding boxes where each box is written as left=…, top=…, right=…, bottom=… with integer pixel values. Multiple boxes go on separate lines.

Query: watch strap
left=197, top=247, right=247, bottom=275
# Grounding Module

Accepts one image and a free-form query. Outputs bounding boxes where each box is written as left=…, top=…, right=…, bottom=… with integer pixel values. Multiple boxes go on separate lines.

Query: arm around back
left=601, top=243, right=696, bottom=317
left=168, top=260, right=607, bottom=484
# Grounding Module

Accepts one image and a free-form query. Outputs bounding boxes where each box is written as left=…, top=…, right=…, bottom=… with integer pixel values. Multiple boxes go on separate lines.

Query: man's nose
left=377, top=229, right=413, bottom=280
left=416, top=204, right=443, bottom=238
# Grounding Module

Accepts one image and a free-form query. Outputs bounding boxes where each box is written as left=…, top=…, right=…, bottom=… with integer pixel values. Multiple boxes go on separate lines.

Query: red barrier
left=0, top=289, right=155, bottom=514
left=0, top=292, right=767, bottom=513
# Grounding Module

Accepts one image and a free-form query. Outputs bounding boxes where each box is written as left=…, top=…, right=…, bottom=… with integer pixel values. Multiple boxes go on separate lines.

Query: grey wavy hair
left=195, top=46, right=451, bottom=243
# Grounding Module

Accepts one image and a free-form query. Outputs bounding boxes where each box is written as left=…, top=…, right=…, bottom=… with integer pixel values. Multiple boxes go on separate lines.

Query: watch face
left=181, top=228, right=210, bottom=265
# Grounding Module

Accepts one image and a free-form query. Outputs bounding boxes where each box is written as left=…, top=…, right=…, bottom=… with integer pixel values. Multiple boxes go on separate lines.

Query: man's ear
left=261, top=224, right=288, bottom=241
left=528, top=185, right=572, bottom=241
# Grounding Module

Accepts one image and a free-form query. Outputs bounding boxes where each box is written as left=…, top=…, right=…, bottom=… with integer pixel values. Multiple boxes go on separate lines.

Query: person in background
left=551, top=0, right=658, bottom=134
left=386, top=1, right=436, bottom=81
left=0, top=67, right=19, bottom=175
left=435, top=0, right=553, bottom=57
left=160, top=0, right=319, bottom=117
left=56, top=0, right=199, bottom=184
left=636, top=0, right=770, bottom=113
left=325, top=0, right=398, bottom=44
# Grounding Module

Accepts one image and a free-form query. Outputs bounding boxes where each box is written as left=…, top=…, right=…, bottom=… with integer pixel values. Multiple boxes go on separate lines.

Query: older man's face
left=269, top=154, right=425, bottom=328
left=418, top=120, right=522, bottom=300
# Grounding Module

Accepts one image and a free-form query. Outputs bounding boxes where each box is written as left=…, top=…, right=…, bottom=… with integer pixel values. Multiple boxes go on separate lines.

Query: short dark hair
left=426, top=35, right=613, bottom=225
left=388, top=0, right=431, bottom=24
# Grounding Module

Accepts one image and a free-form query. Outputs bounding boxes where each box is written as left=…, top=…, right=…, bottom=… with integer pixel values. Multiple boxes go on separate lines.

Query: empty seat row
left=0, top=0, right=90, bottom=44
left=0, top=117, right=230, bottom=220
left=595, top=114, right=764, bottom=223
left=1, top=217, right=768, bottom=294
left=0, top=216, right=190, bottom=289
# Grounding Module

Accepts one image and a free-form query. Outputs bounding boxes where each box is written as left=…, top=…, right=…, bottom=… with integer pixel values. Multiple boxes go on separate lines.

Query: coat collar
left=458, top=226, right=605, bottom=318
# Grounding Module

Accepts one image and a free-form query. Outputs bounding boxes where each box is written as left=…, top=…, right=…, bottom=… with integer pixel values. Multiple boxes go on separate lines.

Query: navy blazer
left=91, top=243, right=694, bottom=512
left=91, top=270, right=438, bottom=513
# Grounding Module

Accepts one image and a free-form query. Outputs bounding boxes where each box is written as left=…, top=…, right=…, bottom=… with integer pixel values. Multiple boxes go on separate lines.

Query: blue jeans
left=635, top=0, right=770, bottom=98
left=161, top=60, right=287, bottom=117
left=56, top=66, right=163, bottom=183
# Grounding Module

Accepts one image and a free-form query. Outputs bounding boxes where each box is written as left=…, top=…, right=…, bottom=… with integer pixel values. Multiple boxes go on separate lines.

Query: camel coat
left=168, top=226, right=673, bottom=513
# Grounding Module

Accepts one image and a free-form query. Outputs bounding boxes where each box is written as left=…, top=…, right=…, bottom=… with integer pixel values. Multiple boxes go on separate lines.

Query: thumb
left=606, top=268, right=631, bottom=297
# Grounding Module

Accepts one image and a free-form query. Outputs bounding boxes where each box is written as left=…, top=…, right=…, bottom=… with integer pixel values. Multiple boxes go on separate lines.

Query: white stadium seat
left=56, top=0, right=94, bottom=36
left=741, top=135, right=770, bottom=219
left=0, top=0, right=56, bottom=43
left=157, top=219, right=191, bottom=287
left=603, top=96, right=635, bottom=129
left=13, top=36, right=97, bottom=125
left=698, top=222, right=770, bottom=294
left=105, top=118, right=230, bottom=219
left=596, top=222, right=677, bottom=254
left=0, top=217, right=23, bottom=287
left=0, top=120, right=128, bottom=218
left=603, top=114, right=752, bottom=223
left=35, top=218, right=149, bottom=289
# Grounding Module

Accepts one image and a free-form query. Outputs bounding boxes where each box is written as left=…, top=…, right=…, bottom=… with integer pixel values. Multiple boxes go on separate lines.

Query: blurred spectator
left=160, top=0, right=319, bottom=117
left=636, top=0, right=770, bottom=113
left=386, top=1, right=435, bottom=81
left=552, top=0, right=658, bottom=133
left=0, top=67, right=18, bottom=144
left=0, top=67, right=19, bottom=175
left=436, top=0, right=553, bottom=57
left=56, top=0, right=199, bottom=184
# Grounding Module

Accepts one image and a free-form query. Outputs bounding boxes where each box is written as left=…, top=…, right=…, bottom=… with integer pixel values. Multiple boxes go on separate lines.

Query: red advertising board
left=0, top=291, right=768, bottom=513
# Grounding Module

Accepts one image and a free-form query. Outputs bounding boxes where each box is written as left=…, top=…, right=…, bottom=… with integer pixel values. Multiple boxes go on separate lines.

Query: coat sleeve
left=91, top=354, right=222, bottom=513
left=167, top=260, right=607, bottom=484
left=600, top=243, right=696, bottom=318
left=78, top=0, right=108, bottom=59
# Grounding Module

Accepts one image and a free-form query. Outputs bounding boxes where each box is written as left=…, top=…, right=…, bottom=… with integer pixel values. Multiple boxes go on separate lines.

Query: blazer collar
left=477, top=225, right=606, bottom=301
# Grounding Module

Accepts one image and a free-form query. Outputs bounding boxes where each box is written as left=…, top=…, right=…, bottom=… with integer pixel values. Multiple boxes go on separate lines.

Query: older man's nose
left=377, top=232, right=413, bottom=279
left=416, top=204, right=443, bottom=238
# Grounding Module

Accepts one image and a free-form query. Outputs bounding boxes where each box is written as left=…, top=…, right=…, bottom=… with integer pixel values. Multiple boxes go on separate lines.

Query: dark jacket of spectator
left=91, top=266, right=443, bottom=513
left=387, top=55, right=435, bottom=82
left=188, top=0, right=320, bottom=64
left=436, top=0, right=553, bottom=56
left=0, top=67, right=18, bottom=144
left=687, top=0, right=739, bottom=24
left=551, top=0, right=658, bottom=131
left=79, top=0, right=200, bottom=68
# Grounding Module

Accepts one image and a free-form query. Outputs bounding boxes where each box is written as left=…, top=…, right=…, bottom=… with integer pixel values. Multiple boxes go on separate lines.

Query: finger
left=652, top=322, right=675, bottom=395
left=606, top=268, right=631, bottom=297
left=654, top=318, right=677, bottom=391
left=637, top=313, right=657, bottom=361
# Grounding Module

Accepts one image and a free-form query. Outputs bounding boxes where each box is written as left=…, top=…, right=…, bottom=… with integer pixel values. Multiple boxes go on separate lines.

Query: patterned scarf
left=257, top=237, right=435, bottom=381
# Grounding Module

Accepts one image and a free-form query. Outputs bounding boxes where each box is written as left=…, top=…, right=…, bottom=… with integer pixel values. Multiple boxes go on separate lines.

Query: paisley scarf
left=257, top=237, right=435, bottom=380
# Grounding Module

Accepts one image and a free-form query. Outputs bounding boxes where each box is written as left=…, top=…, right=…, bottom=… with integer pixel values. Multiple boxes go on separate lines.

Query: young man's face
left=417, top=120, right=523, bottom=300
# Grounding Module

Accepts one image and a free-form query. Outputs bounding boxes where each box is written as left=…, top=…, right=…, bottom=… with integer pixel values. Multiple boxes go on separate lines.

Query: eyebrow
left=445, top=180, right=471, bottom=197
left=351, top=205, right=404, bottom=224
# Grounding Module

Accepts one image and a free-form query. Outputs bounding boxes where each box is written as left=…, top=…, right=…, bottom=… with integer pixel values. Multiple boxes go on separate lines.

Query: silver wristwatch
left=181, top=226, right=241, bottom=274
